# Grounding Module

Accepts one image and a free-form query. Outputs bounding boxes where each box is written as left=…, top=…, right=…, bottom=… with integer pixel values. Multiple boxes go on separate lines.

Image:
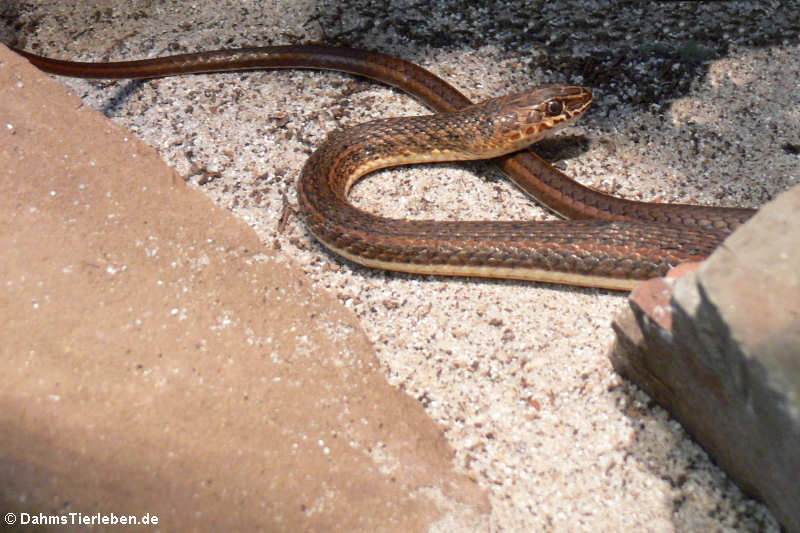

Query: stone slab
left=0, top=44, right=487, bottom=532
left=610, top=186, right=800, bottom=532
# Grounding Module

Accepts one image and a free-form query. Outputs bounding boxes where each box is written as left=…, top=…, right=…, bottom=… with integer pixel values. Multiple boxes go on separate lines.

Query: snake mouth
left=535, top=86, right=592, bottom=139
left=562, top=87, right=593, bottom=117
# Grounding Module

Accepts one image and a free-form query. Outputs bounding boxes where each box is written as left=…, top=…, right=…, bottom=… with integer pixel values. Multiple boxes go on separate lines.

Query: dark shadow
left=309, top=0, right=800, bottom=112
left=5, top=2, right=799, bottom=113
left=95, top=79, right=148, bottom=115
left=606, top=380, right=781, bottom=531
left=534, top=135, right=591, bottom=162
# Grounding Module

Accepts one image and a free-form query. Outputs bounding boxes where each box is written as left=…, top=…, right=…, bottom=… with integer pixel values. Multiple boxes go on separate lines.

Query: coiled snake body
left=10, top=45, right=756, bottom=290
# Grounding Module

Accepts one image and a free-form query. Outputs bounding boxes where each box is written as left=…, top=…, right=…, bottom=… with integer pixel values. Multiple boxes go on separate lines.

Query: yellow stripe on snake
left=9, top=45, right=757, bottom=290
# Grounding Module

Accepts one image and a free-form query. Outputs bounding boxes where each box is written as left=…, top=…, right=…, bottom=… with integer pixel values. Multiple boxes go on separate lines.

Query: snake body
left=10, top=45, right=757, bottom=290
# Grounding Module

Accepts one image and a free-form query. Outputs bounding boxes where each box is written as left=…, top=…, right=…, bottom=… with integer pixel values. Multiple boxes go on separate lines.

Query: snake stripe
left=10, top=44, right=757, bottom=289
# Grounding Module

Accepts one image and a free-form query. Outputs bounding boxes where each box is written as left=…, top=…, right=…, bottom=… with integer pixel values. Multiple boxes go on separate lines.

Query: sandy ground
left=3, top=1, right=797, bottom=531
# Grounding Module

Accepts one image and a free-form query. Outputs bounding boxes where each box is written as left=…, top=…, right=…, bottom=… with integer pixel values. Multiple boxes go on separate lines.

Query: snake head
left=481, top=85, right=592, bottom=156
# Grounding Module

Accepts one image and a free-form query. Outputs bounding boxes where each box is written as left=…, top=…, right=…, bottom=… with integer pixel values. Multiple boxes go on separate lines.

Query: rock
left=0, top=44, right=488, bottom=532
left=609, top=185, right=800, bottom=533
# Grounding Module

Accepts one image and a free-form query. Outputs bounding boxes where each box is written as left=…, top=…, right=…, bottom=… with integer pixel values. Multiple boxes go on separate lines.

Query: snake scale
left=9, top=44, right=757, bottom=290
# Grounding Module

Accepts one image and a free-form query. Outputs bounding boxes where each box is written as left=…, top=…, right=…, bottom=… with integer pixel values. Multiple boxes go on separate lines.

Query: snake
left=9, top=44, right=757, bottom=290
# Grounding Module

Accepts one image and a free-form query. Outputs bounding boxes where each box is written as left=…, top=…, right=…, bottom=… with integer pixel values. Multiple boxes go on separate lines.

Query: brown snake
left=10, top=45, right=757, bottom=290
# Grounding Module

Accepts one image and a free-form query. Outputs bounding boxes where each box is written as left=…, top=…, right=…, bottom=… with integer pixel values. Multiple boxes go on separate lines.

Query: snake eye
left=545, top=100, right=564, bottom=116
